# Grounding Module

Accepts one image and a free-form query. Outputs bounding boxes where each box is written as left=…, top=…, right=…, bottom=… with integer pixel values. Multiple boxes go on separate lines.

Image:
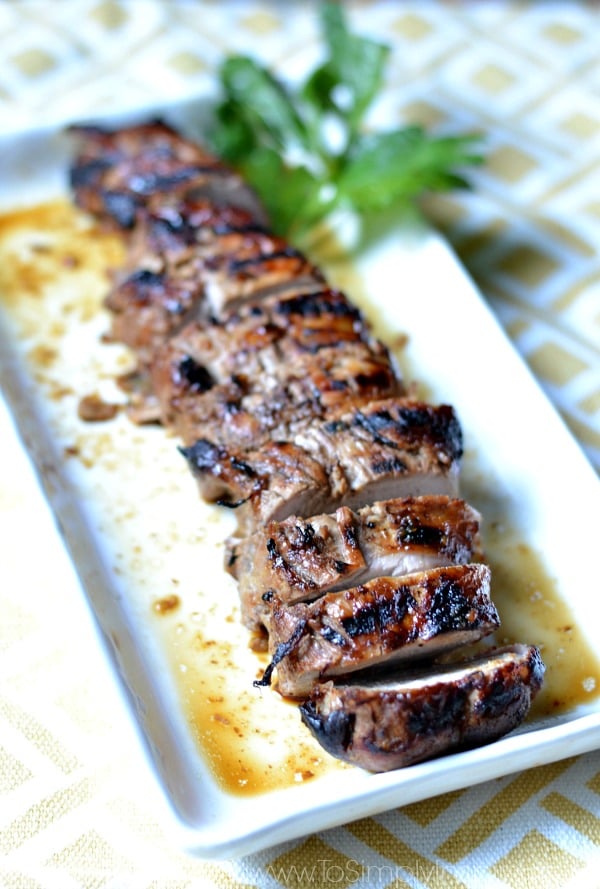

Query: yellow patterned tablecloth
left=0, top=2, right=599, bottom=887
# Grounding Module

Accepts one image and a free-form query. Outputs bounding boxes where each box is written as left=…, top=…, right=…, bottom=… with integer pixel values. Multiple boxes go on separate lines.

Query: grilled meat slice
left=150, top=288, right=402, bottom=439
left=258, top=564, right=498, bottom=698
left=156, top=379, right=311, bottom=451
left=104, top=268, right=204, bottom=367
left=232, top=496, right=483, bottom=632
left=153, top=346, right=401, bottom=450
left=104, top=198, right=272, bottom=362
left=299, top=644, right=545, bottom=771
left=181, top=398, right=462, bottom=535
left=69, top=120, right=265, bottom=229
left=164, top=377, right=324, bottom=451
left=182, top=229, right=326, bottom=318
left=297, top=398, right=462, bottom=485
left=129, top=196, right=267, bottom=267
left=121, top=203, right=262, bottom=294
left=179, top=437, right=331, bottom=518
left=125, top=225, right=325, bottom=328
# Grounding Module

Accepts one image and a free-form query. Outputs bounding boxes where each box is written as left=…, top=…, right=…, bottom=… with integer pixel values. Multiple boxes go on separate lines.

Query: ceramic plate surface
left=0, top=99, right=599, bottom=858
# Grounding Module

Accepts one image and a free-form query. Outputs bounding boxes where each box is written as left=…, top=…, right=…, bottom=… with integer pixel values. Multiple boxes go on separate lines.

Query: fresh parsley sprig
left=210, top=3, right=482, bottom=247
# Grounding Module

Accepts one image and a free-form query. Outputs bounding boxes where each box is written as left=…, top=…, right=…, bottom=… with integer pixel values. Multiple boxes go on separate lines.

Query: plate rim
left=1, top=99, right=599, bottom=859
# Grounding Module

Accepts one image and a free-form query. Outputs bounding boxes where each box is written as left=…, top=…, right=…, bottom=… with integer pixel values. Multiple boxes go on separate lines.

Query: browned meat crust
left=150, top=287, right=402, bottom=443
left=180, top=398, right=462, bottom=535
left=259, top=564, right=498, bottom=697
left=69, top=120, right=265, bottom=230
left=299, top=644, right=545, bottom=771
left=232, top=495, right=483, bottom=632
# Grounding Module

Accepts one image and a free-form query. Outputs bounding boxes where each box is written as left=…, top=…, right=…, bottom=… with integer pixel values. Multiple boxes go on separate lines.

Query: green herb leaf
left=337, top=128, right=484, bottom=212
left=217, top=55, right=309, bottom=153
left=302, top=2, right=389, bottom=140
left=235, top=147, right=333, bottom=239
left=209, top=3, right=484, bottom=249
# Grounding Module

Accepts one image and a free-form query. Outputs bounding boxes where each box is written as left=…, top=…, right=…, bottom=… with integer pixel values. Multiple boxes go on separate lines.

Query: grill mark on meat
left=101, top=191, right=138, bottom=229
left=371, top=456, right=408, bottom=474
left=261, top=564, right=499, bottom=697
left=176, top=356, right=215, bottom=392
left=179, top=438, right=257, bottom=479
left=340, top=603, right=382, bottom=637
left=396, top=515, right=443, bottom=547
left=69, top=156, right=111, bottom=189
left=299, top=644, right=545, bottom=771
left=320, top=625, right=346, bottom=646
left=126, top=165, right=223, bottom=195
left=265, top=535, right=318, bottom=593
left=353, top=404, right=463, bottom=461
left=274, top=289, right=362, bottom=322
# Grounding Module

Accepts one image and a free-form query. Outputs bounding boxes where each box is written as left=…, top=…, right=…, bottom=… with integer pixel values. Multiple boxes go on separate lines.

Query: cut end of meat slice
left=299, top=643, right=545, bottom=771
left=261, top=563, right=499, bottom=698
left=178, top=397, right=464, bottom=537
left=235, top=495, right=483, bottom=633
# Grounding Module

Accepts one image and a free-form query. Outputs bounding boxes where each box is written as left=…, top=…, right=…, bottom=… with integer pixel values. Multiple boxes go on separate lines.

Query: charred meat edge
left=258, top=563, right=499, bottom=698
left=299, top=644, right=545, bottom=771
left=233, top=494, right=483, bottom=633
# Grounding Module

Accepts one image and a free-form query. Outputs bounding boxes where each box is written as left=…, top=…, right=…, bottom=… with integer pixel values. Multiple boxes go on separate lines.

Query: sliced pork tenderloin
left=150, top=290, right=402, bottom=441
left=104, top=268, right=205, bottom=368
left=299, top=643, right=545, bottom=771
left=232, top=495, right=483, bottom=632
left=180, top=397, right=462, bottom=535
left=69, top=120, right=265, bottom=230
left=257, top=563, right=498, bottom=698
left=69, top=120, right=545, bottom=775
left=182, top=228, right=326, bottom=319
left=296, top=398, right=463, bottom=492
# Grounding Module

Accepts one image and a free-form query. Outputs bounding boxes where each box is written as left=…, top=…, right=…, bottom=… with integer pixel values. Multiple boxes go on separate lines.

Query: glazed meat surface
left=260, top=563, right=498, bottom=697
left=180, top=398, right=462, bottom=534
left=299, top=644, right=545, bottom=771
left=232, top=495, right=483, bottom=632
left=150, top=287, right=402, bottom=442
left=69, top=120, right=265, bottom=229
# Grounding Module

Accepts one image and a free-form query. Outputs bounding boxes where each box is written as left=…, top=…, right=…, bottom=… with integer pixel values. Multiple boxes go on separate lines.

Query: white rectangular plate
left=0, top=99, right=599, bottom=859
